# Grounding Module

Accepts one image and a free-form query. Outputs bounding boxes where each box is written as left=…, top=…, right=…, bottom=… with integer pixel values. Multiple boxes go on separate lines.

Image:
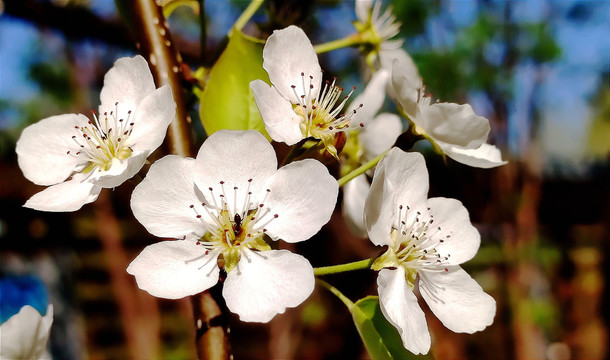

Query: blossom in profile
left=16, top=55, right=176, bottom=212
left=341, top=70, right=402, bottom=237
left=353, top=0, right=403, bottom=68
left=250, top=26, right=363, bottom=158
left=0, top=305, right=54, bottom=359
left=391, top=57, right=507, bottom=168
left=0, top=275, right=53, bottom=359
left=364, top=148, right=496, bottom=354
left=127, top=130, right=338, bottom=322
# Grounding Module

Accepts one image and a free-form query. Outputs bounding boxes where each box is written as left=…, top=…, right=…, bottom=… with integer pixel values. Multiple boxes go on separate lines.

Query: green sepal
left=223, top=248, right=240, bottom=274
left=352, top=296, right=430, bottom=360
left=371, top=248, right=398, bottom=271
left=198, top=28, right=270, bottom=139
left=245, top=238, right=271, bottom=253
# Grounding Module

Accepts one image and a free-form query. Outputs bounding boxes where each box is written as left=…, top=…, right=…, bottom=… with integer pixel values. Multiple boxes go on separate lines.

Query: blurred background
left=0, top=0, right=608, bottom=359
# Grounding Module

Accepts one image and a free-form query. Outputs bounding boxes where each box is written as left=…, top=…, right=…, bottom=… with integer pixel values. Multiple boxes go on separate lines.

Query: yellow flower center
left=69, top=102, right=135, bottom=174
left=291, top=73, right=363, bottom=158
left=372, top=204, right=452, bottom=288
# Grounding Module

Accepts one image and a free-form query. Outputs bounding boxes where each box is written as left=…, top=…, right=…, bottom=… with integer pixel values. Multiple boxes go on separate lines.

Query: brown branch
left=123, top=0, right=194, bottom=157
left=120, top=1, right=231, bottom=359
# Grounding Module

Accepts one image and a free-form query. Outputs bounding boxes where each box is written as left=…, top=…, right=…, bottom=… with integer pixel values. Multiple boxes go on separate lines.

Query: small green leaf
left=351, top=296, right=430, bottom=360
left=198, top=29, right=270, bottom=139
left=162, top=0, right=199, bottom=19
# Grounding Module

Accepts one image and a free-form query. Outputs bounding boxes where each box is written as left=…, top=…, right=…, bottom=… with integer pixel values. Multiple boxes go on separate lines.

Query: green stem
left=314, top=33, right=364, bottom=54
left=316, top=279, right=355, bottom=308
left=314, top=258, right=373, bottom=276
left=231, top=0, right=264, bottom=34
left=337, top=149, right=389, bottom=187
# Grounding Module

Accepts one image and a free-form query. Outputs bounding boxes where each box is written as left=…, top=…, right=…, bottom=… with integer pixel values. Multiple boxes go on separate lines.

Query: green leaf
left=198, top=29, right=270, bottom=139
left=162, top=0, right=199, bottom=18
left=351, top=296, right=429, bottom=360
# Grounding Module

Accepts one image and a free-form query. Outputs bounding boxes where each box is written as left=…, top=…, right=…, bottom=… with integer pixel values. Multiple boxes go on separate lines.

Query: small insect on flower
left=233, top=214, right=243, bottom=237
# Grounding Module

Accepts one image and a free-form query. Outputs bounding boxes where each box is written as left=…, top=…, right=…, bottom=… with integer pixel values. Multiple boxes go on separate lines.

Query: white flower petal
left=377, top=268, right=430, bottom=355
left=443, top=143, right=508, bottom=169
left=127, top=240, right=220, bottom=299
left=427, top=197, right=480, bottom=265
left=250, top=80, right=304, bottom=145
left=419, top=266, right=495, bottom=334
left=24, top=174, right=101, bottom=212
left=131, top=155, right=205, bottom=241
left=342, top=174, right=370, bottom=238
left=360, top=113, right=402, bottom=160
left=194, top=130, right=278, bottom=210
left=348, top=69, right=390, bottom=126
left=223, top=249, right=314, bottom=322
left=390, top=54, right=422, bottom=116
left=364, top=151, right=394, bottom=247
left=99, top=55, right=156, bottom=115
left=0, top=304, right=53, bottom=360
left=382, top=49, right=420, bottom=100
left=365, top=149, right=429, bottom=246
left=263, top=159, right=338, bottom=243
left=16, top=114, right=89, bottom=186
left=93, top=152, right=148, bottom=188
left=420, top=102, right=490, bottom=150
left=355, top=0, right=373, bottom=22
left=262, top=26, right=322, bottom=103
left=128, top=85, right=176, bottom=153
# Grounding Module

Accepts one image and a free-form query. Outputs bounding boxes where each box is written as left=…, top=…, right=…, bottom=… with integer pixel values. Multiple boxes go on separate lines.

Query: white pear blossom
left=342, top=70, right=402, bottom=237
left=364, top=148, right=496, bottom=355
left=16, top=55, right=176, bottom=212
left=353, top=0, right=421, bottom=100
left=127, top=130, right=338, bottom=322
left=353, top=0, right=403, bottom=68
left=391, top=57, right=507, bottom=168
left=0, top=305, right=53, bottom=359
left=250, top=26, right=363, bottom=158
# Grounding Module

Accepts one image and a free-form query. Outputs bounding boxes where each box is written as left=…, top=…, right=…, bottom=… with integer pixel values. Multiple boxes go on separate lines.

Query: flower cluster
left=14, top=8, right=506, bottom=357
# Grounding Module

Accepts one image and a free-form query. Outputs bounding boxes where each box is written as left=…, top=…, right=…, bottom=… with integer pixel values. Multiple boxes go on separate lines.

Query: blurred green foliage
left=28, top=61, right=73, bottom=107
